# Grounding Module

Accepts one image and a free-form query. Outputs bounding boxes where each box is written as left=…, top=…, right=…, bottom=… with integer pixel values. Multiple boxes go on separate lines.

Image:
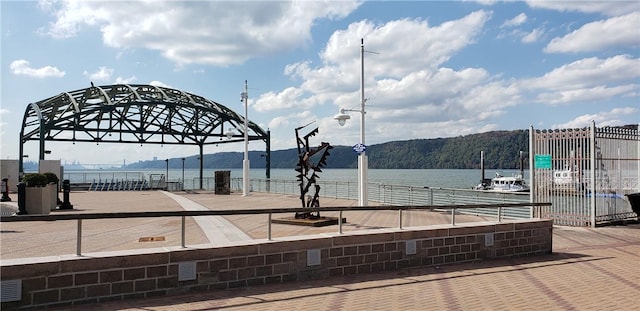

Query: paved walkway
left=161, top=191, right=252, bottom=243
left=2, top=190, right=639, bottom=310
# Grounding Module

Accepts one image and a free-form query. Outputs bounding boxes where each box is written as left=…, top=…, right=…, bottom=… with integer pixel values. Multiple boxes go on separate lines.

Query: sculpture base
left=272, top=216, right=347, bottom=227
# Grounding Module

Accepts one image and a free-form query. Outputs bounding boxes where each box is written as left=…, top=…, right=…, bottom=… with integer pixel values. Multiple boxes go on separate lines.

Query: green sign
left=534, top=154, right=552, bottom=169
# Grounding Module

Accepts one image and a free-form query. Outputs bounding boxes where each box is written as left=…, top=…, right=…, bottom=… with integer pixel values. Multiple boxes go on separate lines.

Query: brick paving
left=2, top=190, right=639, bottom=310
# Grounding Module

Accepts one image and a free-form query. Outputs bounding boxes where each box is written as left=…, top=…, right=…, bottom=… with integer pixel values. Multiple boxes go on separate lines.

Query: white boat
left=473, top=150, right=529, bottom=192
left=553, top=164, right=582, bottom=186
left=475, top=172, right=529, bottom=192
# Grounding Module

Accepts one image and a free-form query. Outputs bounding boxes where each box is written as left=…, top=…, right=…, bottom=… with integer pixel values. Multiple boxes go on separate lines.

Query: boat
left=552, top=163, right=586, bottom=195
left=475, top=172, right=530, bottom=192
left=553, top=164, right=583, bottom=187
left=473, top=150, right=529, bottom=192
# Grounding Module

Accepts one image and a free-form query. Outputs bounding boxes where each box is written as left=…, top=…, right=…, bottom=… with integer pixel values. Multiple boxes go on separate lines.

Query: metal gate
left=530, top=122, right=639, bottom=227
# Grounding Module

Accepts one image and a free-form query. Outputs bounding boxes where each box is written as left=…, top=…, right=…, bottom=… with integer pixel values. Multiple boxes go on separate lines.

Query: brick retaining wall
left=1, top=219, right=552, bottom=310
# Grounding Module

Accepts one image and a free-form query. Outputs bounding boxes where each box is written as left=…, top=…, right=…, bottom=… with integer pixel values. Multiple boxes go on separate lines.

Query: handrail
left=1, top=202, right=551, bottom=256
left=0, top=203, right=549, bottom=221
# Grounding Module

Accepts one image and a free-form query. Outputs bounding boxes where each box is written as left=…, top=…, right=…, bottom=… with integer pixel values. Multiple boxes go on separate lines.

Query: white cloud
left=84, top=66, right=113, bottom=81
left=9, top=59, right=65, bottom=78
left=502, top=13, right=527, bottom=28
left=268, top=116, right=291, bottom=129
left=254, top=87, right=307, bottom=112
left=40, top=0, right=362, bottom=66
left=545, top=12, right=640, bottom=53
left=526, top=1, right=639, bottom=17
left=536, top=84, right=638, bottom=105
left=259, top=10, right=492, bottom=114
left=553, top=107, right=639, bottom=129
left=149, top=81, right=171, bottom=88
left=523, top=55, right=640, bottom=93
left=521, top=27, right=544, bottom=43
left=115, top=76, right=136, bottom=84
left=252, top=10, right=509, bottom=145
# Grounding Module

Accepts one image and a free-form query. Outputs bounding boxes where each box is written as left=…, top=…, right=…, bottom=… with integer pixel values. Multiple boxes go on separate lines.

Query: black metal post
left=16, top=182, right=27, bottom=215
left=60, top=179, right=73, bottom=209
left=181, top=158, right=185, bottom=191
left=165, top=159, right=169, bottom=191
left=1, top=178, right=11, bottom=202
left=199, top=144, right=204, bottom=190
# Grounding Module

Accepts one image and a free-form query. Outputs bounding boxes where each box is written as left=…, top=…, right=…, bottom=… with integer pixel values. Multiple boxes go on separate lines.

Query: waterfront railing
left=235, top=178, right=531, bottom=219
left=62, top=172, right=531, bottom=218
left=0, top=202, right=550, bottom=257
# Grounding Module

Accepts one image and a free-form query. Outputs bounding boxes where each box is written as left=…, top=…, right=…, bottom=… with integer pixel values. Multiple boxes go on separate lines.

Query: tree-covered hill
left=125, top=130, right=530, bottom=170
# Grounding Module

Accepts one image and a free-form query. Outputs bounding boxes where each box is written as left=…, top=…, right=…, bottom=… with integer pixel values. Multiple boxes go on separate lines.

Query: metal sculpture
left=294, top=122, right=332, bottom=219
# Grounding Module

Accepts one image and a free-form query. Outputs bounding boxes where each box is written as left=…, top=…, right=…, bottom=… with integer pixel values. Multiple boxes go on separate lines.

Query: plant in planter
left=22, top=173, right=51, bottom=215
left=22, top=173, right=48, bottom=187
left=43, top=172, right=59, bottom=185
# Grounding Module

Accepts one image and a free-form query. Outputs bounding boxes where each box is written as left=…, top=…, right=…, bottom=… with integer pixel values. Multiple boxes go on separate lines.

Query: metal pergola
left=19, top=84, right=270, bottom=188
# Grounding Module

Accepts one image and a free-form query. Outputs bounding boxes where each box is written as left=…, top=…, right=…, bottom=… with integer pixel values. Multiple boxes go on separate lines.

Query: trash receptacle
left=215, top=170, right=230, bottom=195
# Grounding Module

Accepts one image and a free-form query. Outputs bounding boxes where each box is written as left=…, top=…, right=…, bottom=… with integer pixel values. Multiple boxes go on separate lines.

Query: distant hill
left=124, top=129, right=529, bottom=170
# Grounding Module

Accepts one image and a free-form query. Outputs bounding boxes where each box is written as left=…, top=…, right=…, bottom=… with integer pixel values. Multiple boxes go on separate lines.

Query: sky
left=1, top=0, right=639, bottom=166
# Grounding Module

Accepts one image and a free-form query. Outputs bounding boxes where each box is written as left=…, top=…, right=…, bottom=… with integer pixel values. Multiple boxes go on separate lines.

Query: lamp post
left=241, top=80, right=250, bottom=196
left=334, top=38, right=368, bottom=206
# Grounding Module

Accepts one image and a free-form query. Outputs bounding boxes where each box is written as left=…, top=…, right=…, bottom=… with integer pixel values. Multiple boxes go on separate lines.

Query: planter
left=25, top=187, right=51, bottom=215
left=47, top=183, right=58, bottom=211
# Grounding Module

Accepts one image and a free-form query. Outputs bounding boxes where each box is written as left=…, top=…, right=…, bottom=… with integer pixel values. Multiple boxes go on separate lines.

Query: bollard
left=56, top=180, right=62, bottom=207
left=60, top=179, right=74, bottom=210
left=1, top=178, right=11, bottom=202
left=16, top=182, right=27, bottom=215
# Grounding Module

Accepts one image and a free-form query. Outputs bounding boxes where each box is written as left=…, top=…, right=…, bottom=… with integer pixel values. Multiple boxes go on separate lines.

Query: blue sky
left=1, top=0, right=639, bottom=166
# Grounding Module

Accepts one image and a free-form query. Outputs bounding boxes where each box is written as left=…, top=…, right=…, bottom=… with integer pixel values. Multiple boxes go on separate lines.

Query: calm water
left=64, top=168, right=530, bottom=189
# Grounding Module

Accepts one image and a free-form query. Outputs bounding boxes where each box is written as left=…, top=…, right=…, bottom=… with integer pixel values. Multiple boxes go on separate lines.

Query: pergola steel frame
left=19, top=84, right=270, bottom=188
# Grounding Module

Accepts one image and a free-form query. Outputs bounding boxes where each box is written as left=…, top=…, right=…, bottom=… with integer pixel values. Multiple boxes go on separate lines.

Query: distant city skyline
left=2, top=1, right=638, bottom=165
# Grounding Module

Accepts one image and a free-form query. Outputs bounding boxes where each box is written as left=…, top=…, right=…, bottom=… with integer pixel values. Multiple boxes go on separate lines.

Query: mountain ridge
left=124, top=129, right=529, bottom=170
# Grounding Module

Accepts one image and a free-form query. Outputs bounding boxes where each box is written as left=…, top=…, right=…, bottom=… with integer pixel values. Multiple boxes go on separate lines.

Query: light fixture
left=333, top=109, right=351, bottom=126
left=224, top=130, right=235, bottom=139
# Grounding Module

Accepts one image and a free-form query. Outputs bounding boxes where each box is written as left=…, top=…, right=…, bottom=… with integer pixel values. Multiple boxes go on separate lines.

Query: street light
left=333, top=110, right=351, bottom=126
left=241, top=80, right=250, bottom=196
left=225, top=130, right=235, bottom=139
left=333, top=38, right=368, bottom=206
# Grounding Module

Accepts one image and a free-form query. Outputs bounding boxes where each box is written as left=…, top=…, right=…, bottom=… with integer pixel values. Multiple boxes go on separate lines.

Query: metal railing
left=1, top=202, right=550, bottom=256
left=232, top=178, right=531, bottom=218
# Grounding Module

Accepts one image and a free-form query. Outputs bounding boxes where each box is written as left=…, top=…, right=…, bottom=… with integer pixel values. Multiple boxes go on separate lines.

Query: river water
left=64, top=168, right=529, bottom=189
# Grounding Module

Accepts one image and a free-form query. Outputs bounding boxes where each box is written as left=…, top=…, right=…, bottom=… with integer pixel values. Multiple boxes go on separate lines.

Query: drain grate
left=138, top=236, right=166, bottom=242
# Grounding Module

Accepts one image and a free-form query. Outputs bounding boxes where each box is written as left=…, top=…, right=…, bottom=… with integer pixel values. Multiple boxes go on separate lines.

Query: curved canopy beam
left=19, top=84, right=270, bottom=176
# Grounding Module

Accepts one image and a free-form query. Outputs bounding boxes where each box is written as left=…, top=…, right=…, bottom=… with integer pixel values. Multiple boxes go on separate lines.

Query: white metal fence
left=530, top=123, right=639, bottom=226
